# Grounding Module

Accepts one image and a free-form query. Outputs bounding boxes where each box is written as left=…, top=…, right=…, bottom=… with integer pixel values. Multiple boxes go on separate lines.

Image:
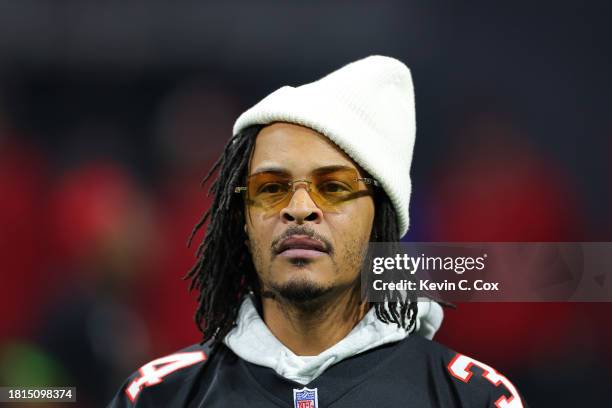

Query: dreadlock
left=185, top=124, right=418, bottom=347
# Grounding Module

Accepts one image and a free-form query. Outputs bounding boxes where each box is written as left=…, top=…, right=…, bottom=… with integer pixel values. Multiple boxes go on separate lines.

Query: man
left=109, top=56, right=528, bottom=407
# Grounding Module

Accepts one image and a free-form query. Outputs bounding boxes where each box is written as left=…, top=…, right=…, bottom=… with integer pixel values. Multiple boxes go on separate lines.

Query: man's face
left=245, top=122, right=375, bottom=305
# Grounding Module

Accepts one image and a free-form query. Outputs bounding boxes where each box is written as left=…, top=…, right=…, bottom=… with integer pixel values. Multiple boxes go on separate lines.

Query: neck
left=260, top=284, right=370, bottom=356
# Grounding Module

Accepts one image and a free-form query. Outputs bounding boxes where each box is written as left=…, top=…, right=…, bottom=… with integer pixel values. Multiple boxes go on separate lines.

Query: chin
left=273, top=256, right=331, bottom=277
left=271, top=276, right=335, bottom=304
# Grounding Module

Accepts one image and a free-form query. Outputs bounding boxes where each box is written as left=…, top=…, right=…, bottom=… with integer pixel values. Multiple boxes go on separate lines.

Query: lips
left=276, top=235, right=328, bottom=258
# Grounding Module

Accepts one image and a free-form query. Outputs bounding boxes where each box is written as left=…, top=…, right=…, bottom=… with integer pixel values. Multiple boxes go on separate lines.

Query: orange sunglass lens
left=244, top=169, right=366, bottom=213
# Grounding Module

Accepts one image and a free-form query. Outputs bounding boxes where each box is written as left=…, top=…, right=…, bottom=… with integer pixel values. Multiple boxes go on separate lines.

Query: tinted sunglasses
left=235, top=167, right=379, bottom=215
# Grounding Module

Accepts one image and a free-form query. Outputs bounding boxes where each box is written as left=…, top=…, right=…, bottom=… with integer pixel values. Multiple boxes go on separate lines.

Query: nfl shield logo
left=293, top=387, right=318, bottom=408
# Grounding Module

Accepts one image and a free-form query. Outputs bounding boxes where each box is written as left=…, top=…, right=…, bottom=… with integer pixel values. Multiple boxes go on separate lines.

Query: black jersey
left=108, top=334, right=528, bottom=407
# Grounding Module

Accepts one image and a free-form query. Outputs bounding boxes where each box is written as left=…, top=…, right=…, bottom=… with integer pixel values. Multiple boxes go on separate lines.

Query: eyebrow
left=250, top=164, right=357, bottom=177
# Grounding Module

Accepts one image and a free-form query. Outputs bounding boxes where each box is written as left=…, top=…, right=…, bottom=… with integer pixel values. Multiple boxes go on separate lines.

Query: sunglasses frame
left=234, top=170, right=380, bottom=213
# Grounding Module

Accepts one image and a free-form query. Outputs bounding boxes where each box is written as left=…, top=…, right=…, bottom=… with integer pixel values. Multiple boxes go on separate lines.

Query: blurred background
left=1, top=1, right=611, bottom=406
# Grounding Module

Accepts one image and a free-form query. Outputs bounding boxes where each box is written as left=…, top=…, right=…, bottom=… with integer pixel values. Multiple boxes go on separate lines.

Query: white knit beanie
left=232, top=55, right=416, bottom=238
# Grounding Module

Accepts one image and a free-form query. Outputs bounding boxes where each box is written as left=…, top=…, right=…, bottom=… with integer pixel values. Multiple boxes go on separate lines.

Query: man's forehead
left=249, top=122, right=361, bottom=174
left=250, top=164, right=360, bottom=178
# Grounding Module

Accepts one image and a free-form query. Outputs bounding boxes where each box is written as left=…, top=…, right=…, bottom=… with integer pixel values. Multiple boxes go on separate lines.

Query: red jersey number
left=126, top=351, right=206, bottom=402
left=447, top=353, right=524, bottom=408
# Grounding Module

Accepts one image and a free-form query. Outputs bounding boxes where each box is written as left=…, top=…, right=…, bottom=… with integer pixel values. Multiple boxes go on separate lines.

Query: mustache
left=270, top=225, right=334, bottom=256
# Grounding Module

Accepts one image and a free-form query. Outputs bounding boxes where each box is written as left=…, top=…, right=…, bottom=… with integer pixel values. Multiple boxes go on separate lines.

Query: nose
left=280, top=184, right=323, bottom=225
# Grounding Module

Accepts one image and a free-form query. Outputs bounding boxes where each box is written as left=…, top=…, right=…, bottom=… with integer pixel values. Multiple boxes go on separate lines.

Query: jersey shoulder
left=404, top=335, right=529, bottom=408
left=106, top=341, right=213, bottom=408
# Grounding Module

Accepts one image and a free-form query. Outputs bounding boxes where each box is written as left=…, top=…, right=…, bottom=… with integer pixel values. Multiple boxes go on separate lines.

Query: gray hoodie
left=223, top=296, right=444, bottom=385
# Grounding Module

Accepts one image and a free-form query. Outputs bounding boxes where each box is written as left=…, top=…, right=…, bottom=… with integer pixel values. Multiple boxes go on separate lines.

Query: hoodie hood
left=223, top=296, right=443, bottom=385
